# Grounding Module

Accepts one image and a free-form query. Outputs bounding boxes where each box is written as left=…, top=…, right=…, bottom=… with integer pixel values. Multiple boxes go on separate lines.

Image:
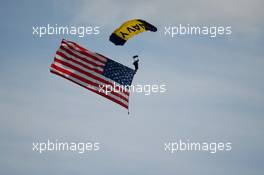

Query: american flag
left=50, top=39, right=135, bottom=109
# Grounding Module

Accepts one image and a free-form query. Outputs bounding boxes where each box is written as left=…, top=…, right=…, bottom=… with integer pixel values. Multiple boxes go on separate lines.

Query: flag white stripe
left=57, top=49, right=104, bottom=72
left=64, top=40, right=107, bottom=63
left=55, top=54, right=128, bottom=94
left=61, top=44, right=105, bottom=66
left=53, top=61, right=129, bottom=100
left=50, top=67, right=129, bottom=106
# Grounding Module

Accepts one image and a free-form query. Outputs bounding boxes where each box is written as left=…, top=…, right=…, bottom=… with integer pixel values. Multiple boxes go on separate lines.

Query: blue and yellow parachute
left=109, top=19, right=157, bottom=46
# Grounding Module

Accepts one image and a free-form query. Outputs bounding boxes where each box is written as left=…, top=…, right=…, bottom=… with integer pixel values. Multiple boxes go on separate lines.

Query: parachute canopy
left=109, top=19, right=157, bottom=46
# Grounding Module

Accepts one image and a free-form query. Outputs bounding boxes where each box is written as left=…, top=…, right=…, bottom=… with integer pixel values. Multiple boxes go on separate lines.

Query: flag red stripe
left=60, top=46, right=104, bottom=68
left=62, top=40, right=106, bottom=64
left=51, top=63, right=129, bottom=102
left=56, top=51, right=103, bottom=74
left=50, top=69, right=128, bottom=109
left=53, top=58, right=129, bottom=97
left=55, top=52, right=130, bottom=96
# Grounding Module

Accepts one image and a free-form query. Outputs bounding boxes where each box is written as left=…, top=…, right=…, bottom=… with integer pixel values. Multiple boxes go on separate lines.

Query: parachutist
left=133, top=55, right=139, bottom=73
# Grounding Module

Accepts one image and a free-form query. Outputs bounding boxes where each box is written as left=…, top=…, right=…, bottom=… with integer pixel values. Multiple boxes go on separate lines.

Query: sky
left=0, top=0, right=264, bottom=174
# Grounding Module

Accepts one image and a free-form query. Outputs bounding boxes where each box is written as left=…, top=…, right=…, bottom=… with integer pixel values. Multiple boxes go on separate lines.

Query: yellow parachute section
left=109, top=19, right=157, bottom=46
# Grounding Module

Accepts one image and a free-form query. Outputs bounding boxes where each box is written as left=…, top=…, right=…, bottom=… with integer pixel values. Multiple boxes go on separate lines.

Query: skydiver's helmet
left=133, top=55, right=139, bottom=61
left=133, top=55, right=138, bottom=59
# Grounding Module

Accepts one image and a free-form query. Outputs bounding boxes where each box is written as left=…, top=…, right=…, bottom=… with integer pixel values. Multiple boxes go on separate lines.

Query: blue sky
left=0, top=0, right=264, bottom=174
